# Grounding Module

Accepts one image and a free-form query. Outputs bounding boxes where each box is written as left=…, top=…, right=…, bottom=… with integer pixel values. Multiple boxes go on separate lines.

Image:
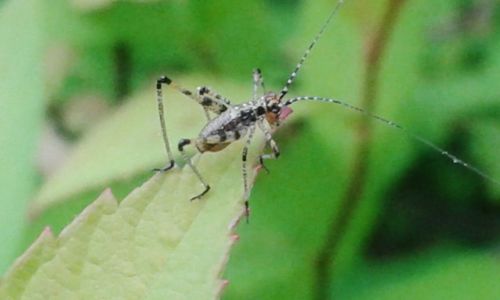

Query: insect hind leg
left=154, top=76, right=176, bottom=172
left=241, top=126, right=257, bottom=219
left=178, top=138, right=211, bottom=201
left=154, top=75, right=231, bottom=172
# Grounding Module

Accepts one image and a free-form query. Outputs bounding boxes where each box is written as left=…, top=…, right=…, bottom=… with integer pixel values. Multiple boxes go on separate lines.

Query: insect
left=154, top=0, right=498, bottom=216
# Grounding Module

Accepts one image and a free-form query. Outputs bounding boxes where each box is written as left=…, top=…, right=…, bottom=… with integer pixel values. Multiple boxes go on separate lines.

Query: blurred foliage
left=0, top=0, right=44, bottom=274
left=0, top=0, right=499, bottom=299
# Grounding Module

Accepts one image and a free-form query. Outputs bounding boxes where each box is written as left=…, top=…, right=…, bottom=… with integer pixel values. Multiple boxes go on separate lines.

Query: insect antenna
left=284, top=96, right=500, bottom=185
left=278, top=0, right=345, bottom=101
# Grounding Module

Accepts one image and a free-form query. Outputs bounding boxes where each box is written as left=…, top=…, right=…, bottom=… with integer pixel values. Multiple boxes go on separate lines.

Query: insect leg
left=154, top=75, right=232, bottom=171
left=241, top=126, right=257, bottom=218
left=257, top=121, right=280, bottom=174
left=177, top=138, right=211, bottom=200
left=154, top=76, right=176, bottom=171
left=202, top=108, right=212, bottom=122
left=197, top=86, right=232, bottom=115
left=252, top=68, right=265, bottom=101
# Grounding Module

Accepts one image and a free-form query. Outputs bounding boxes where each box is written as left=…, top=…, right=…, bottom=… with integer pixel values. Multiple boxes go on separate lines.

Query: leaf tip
left=41, top=226, right=54, bottom=238
left=58, top=188, right=117, bottom=239
left=228, top=208, right=246, bottom=230
left=216, top=279, right=230, bottom=299
left=230, top=234, right=240, bottom=243
left=2, top=226, right=56, bottom=282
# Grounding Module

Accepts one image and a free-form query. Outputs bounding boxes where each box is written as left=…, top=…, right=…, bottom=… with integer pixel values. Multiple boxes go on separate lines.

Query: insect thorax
left=194, top=89, right=285, bottom=154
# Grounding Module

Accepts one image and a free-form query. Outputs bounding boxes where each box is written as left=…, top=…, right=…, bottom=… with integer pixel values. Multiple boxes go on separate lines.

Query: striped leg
left=178, top=128, right=247, bottom=200
left=177, top=138, right=210, bottom=200
left=154, top=75, right=231, bottom=171
left=196, top=86, right=231, bottom=115
left=154, top=76, right=176, bottom=171
left=241, top=126, right=257, bottom=218
left=257, top=121, right=280, bottom=174
left=252, top=68, right=265, bottom=101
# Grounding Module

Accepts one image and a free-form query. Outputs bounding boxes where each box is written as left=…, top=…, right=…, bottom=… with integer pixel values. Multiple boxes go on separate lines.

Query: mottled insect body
left=154, top=0, right=498, bottom=216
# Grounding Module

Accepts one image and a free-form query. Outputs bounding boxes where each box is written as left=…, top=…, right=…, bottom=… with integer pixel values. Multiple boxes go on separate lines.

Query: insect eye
left=271, top=104, right=280, bottom=113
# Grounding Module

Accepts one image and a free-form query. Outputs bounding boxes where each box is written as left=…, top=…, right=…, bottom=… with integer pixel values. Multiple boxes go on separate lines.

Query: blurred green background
left=0, top=0, right=499, bottom=299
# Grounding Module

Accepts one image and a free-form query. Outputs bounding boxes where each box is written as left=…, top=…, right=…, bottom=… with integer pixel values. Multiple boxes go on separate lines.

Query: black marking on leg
left=156, top=77, right=169, bottom=89
left=242, top=148, right=248, bottom=162
left=202, top=97, right=213, bottom=106
left=259, top=156, right=270, bottom=174
left=157, top=75, right=171, bottom=86
left=178, top=138, right=191, bottom=151
left=199, top=86, right=209, bottom=95
left=182, top=90, right=192, bottom=96
left=190, top=185, right=210, bottom=201
left=245, top=200, right=250, bottom=223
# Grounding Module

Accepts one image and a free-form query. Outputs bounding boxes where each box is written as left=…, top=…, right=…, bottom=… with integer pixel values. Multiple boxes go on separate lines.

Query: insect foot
left=152, top=160, right=175, bottom=172
left=190, top=185, right=211, bottom=201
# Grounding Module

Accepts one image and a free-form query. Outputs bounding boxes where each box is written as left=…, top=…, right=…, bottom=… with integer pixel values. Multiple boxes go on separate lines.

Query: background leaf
left=0, top=0, right=44, bottom=274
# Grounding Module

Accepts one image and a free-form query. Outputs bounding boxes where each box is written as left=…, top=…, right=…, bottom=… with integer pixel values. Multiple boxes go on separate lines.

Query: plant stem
left=314, top=1, right=406, bottom=298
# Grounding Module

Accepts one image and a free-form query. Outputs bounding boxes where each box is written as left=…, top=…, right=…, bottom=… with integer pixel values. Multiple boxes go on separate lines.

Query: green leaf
left=1, top=134, right=264, bottom=299
left=45, top=0, right=288, bottom=104
left=0, top=0, right=44, bottom=273
left=468, top=120, right=500, bottom=198
left=334, top=248, right=500, bottom=300
left=70, top=0, right=115, bottom=11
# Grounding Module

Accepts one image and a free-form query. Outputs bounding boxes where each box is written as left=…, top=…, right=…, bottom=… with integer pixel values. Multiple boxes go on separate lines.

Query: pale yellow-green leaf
left=1, top=133, right=263, bottom=299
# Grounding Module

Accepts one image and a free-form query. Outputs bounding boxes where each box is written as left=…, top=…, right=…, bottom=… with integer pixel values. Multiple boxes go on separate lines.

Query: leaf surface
left=2, top=135, right=263, bottom=299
